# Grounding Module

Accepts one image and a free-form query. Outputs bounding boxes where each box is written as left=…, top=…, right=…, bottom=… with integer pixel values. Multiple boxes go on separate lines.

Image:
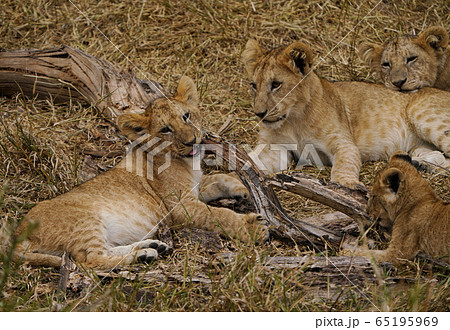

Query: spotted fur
left=242, top=39, right=450, bottom=188
left=359, top=26, right=450, bottom=92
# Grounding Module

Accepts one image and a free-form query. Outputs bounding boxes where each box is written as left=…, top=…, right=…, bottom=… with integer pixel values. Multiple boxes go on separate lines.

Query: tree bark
left=203, top=135, right=369, bottom=250
left=0, top=46, right=166, bottom=117
left=267, top=173, right=371, bottom=228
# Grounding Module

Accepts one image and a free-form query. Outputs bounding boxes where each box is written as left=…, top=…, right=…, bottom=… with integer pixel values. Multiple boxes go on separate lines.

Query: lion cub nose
left=255, top=110, right=268, bottom=119
left=393, top=78, right=407, bottom=88
left=183, top=137, right=196, bottom=146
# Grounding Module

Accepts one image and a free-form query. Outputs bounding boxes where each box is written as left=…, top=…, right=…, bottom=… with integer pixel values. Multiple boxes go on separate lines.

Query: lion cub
left=242, top=39, right=449, bottom=188
left=361, top=152, right=449, bottom=264
left=359, top=26, right=450, bottom=92
left=14, top=77, right=267, bottom=270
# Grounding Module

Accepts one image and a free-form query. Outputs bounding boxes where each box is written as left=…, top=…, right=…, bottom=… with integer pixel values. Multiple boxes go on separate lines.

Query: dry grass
left=0, top=0, right=449, bottom=311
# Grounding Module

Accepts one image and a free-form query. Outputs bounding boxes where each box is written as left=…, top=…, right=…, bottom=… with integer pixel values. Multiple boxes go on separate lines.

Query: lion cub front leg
left=353, top=245, right=416, bottom=265
left=199, top=173, right=249, bottom=203
left=348, top=228, right=419, bottom=264
left=169, top=194, right=268, bottom=242
left=330, top=143, right=363, bottom=188
left=109, top=239, right=169, bottom=257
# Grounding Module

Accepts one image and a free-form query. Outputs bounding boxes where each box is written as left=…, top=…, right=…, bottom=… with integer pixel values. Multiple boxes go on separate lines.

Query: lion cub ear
left=358, top=41, right=384, bottom=76
left=418, top=26, right=449, bottom=51
left=174, top=76, right=199, bottom=108
left=380, top=167, right=404, bottom=195
left=389, top=151, right=412, bottom=164
left=117, top=113, right=149, bottom=140
left=242, top=39, right=265, bottom=77
left=281, top=42, right=313, bottom=75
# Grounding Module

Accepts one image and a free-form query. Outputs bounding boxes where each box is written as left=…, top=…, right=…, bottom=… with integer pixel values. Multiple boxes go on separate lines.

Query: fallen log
left=267, top=173, right=371, bottom=228
left=56, top=251, right=76, bottom=295
left=0, top=46, right=166, bottom=117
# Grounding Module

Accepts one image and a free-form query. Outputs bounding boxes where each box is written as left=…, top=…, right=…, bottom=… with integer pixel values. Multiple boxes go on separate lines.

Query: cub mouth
left=181, top=145, right=200, bottom=158
left=262, top=114, right=287, bottom=123
left=397, top=88, right=419, bottom=94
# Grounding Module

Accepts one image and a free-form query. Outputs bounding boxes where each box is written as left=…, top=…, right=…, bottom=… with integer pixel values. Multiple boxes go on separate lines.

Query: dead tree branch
left=267, top=173, right=371, bottom=228
left=0, top=46, right=167, bottom=117
left=202, top=135, right=370, bottom=250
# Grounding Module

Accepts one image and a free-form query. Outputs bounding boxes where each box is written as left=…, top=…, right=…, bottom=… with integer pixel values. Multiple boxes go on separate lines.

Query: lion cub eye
left=406, top=55, right=418, bottom=64
left=159, top=126, right=173, bottom=134
left=250, top=82, right=257, bottom=90
left=271, top=81, right=282, bottom=90
left=182, top=112, right=190, bottom=122
left=381, top=62, right=390, bottom=68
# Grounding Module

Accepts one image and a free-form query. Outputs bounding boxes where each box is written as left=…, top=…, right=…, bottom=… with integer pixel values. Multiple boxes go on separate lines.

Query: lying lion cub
left=360, top=151, right=449, bottom=264
left=242, top=39, right=449, bottom=188
left=359, top=26, right=450, bottom=92
left=14, top=76, right=267, bottom=270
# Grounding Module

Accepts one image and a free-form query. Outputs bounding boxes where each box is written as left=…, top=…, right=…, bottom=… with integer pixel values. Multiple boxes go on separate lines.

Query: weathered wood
left=203, top=135, right=345, bottom=250
left=267, top=173, right=371, bottom=228
left=0, top=46, right=167, bottom=117
left=217, top=252, right=379, bottom=287
left=416, top=252, right=450, bottom=271
left=56, top=251, right=76, bottom=294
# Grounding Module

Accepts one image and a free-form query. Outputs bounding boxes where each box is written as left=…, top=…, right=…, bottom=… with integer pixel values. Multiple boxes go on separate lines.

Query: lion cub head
left=368, top=152, right=428, bottom=230
left=242, top=39, right=314, bottom=127
left=359, top=26, right=449, bottom=92
left=117, top=76, right=202, bottom=158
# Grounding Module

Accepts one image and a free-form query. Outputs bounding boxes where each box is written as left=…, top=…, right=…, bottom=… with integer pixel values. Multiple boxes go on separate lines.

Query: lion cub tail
left=13, top=242, right=63, bottom=268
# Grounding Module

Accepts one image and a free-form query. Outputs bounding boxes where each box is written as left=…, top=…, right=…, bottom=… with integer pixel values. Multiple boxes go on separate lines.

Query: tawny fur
left=242, top=39, right=450, bottom=188
left=14, top=77, right=267, bottom=270
left=360, top=152, right=449, bottom=264
left=359, top=26, right=450, bottom=92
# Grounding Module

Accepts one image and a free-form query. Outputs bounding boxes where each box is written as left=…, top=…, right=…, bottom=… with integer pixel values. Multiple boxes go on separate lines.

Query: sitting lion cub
left=359, top=26, right=450, bottom=92
left=242, top=39, right=449, bottom=188
left=14, top=76, right=267, bottom=270
left=360, top=151, right=449, bottom=264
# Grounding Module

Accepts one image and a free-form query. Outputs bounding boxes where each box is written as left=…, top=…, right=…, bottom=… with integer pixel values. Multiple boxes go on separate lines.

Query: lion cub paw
left=332, top=178, right=365, bottom=190
left=135, top=248, right=159, bottom=263
left=229, top=183, right=249, bottom=200
left=138, top=239, right=169, bottom=255
left=226, top=172, right=250, bottom=199
left=134, top=240, right=169, bottom=263
left=243, top=213, right=269, bottom=242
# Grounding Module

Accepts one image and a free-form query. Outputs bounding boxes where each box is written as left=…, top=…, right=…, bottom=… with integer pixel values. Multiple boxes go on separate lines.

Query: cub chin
left=14, top=76, right=267, bottom=270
